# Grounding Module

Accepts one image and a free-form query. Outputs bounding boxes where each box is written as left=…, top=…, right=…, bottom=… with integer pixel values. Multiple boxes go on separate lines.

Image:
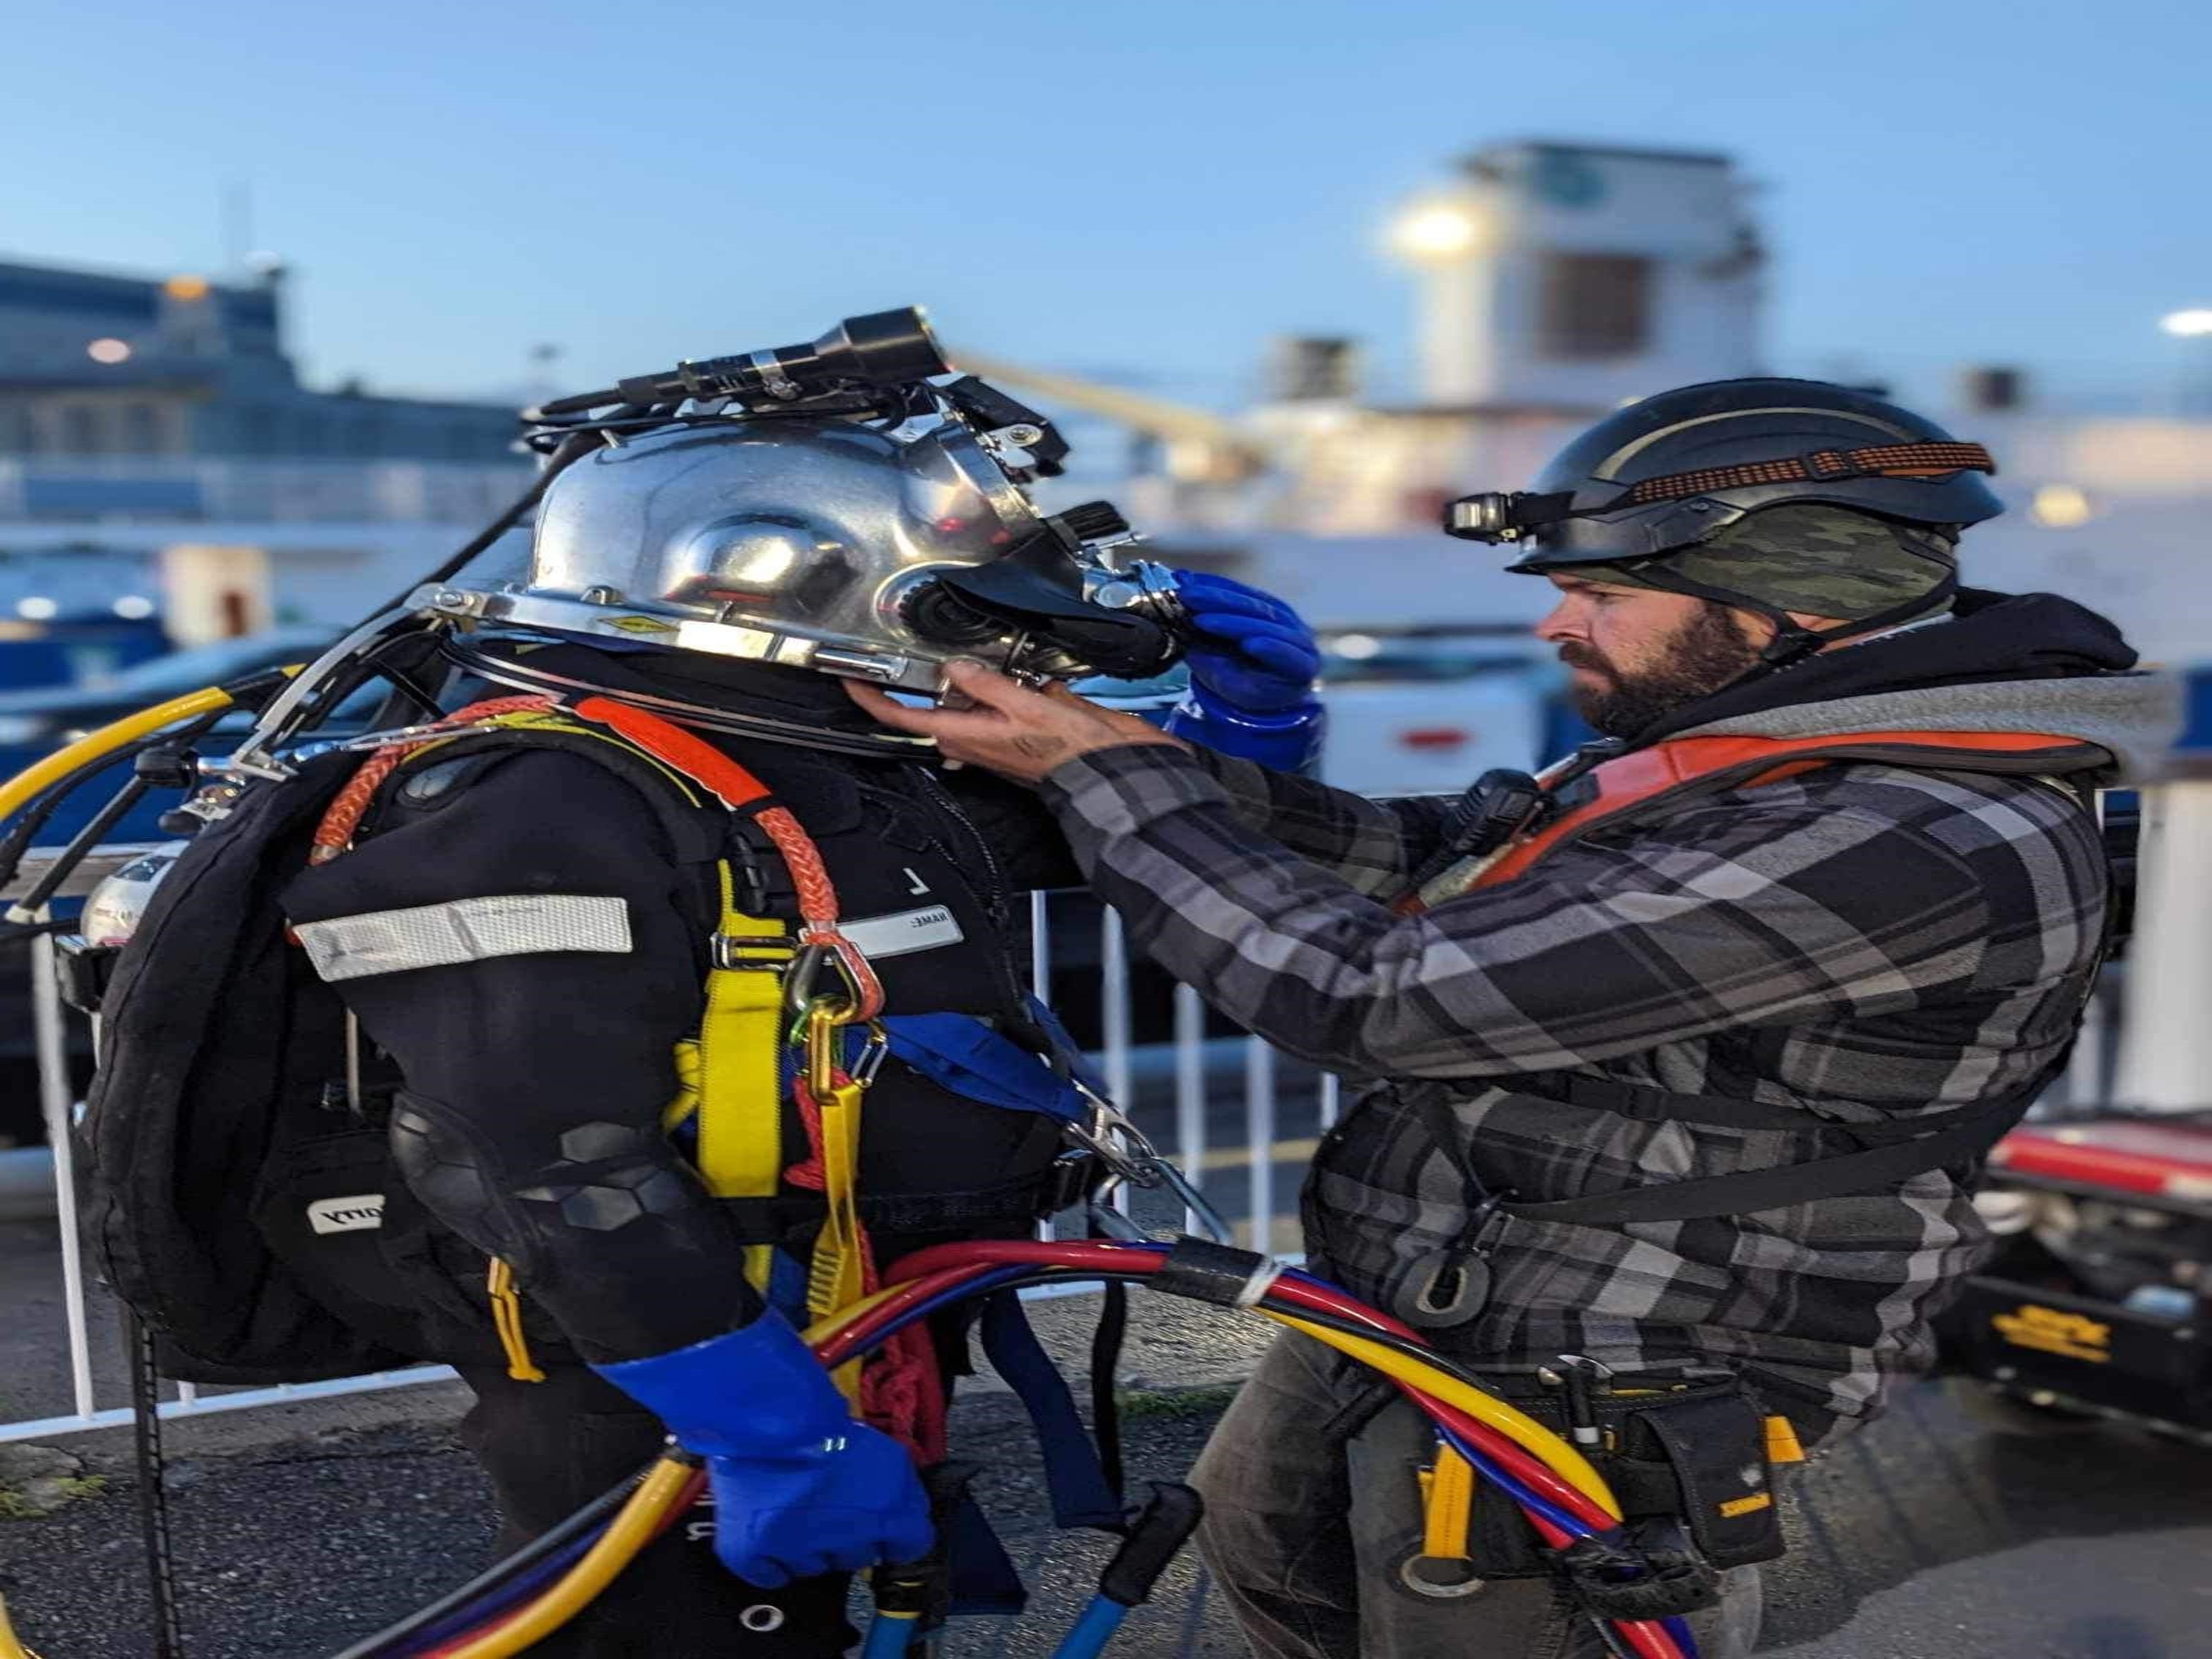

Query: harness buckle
left=711, top=934, right=794, bottom=970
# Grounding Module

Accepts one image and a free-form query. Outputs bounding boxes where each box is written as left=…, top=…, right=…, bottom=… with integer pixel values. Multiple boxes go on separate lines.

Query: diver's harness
left=300, top=686, right=1222, bottom=1484
left=1398, top=727, right=2113, bottom=1231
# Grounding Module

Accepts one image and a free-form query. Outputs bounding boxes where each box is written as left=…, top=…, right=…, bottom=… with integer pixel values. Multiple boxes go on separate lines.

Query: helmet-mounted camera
left=1441, top=491, right=1575, bottom=544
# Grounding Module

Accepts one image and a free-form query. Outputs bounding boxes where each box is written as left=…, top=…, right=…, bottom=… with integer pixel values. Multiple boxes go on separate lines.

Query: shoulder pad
left=393, top=751, right=509, bottom=810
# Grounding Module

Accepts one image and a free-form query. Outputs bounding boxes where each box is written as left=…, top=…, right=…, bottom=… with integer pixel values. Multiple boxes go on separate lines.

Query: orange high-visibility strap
left=573, top=696, right=883, bottom=1020
left=1410, top=729, right=2097, bottom=910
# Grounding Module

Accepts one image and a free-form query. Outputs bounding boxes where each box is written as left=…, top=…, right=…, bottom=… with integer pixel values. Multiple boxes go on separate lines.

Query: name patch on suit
left=295, top=894, right=633, bottom=982
left=307, top=1194, right=386, bottom=1234
left=839, top=905, right=964, bottom=960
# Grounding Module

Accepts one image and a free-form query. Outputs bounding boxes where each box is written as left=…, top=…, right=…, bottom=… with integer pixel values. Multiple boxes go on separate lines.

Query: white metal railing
left=0, top=870, right=1325, bottom=1443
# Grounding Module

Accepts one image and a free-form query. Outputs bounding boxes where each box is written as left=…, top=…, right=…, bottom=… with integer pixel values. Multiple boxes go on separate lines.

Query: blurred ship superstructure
left=996, top=139, right=2212, bottom=665
left=0, top=256, right=527, bottom=640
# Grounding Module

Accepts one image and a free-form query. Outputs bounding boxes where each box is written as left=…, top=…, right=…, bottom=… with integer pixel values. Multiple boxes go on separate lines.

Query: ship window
left=61, top=405, right=104, bottom=454
left=237, top=406, right=277, bottom=455
left=121, top=403, right=164, bottom=454
left=1538, top=253, right=1651, bottom=359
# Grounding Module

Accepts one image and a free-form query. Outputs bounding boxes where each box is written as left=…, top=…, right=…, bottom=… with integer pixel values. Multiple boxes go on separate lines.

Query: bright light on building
left=113, top=595, right=157, bottom=619
left=1391, top=203, right=1483, bottom=263
left=2160, top=309, right=2212, bottom=338
left=16, top=597, right=59, bottom=621
left=86, top=337, right=132, bottom=364
left=163, top=273, right=212, bottom=302
left=2031, top=484, right=2095, bottom=527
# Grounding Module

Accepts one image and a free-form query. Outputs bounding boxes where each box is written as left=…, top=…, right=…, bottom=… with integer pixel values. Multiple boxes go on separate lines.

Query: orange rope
left=309, top=695, right=554, bottom=862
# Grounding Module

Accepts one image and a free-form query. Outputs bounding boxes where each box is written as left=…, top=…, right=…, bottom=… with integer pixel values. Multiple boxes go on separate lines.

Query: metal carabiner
left=784, top=934, right=882, bottom=1024
left=850, top=1020, right=890, bottom=1088
left=802, top=997, right=848, bottom=1099
left=1062, top=1080, right=1234, bottom=1243
left=1059, top=1109, right=1151, bottom=1188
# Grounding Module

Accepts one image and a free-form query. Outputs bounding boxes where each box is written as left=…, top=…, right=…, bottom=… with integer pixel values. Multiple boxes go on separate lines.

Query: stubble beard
left=1561, top=603, right=1766, bottom=737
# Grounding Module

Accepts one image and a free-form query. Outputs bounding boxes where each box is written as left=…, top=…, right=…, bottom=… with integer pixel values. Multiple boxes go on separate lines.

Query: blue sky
left=6, top=0, right=2208, bottom=411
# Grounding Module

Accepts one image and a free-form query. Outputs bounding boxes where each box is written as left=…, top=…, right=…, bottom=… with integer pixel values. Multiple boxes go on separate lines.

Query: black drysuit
left=281, top=643, right=1078, bottom=1656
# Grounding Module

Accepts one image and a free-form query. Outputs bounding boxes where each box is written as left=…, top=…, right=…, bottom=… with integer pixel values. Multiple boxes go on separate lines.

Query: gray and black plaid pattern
left=1042, top=743, right=2111, bottom=1435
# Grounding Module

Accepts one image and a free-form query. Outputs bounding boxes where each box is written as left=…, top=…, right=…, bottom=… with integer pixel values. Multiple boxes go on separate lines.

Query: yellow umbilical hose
left=425, top=1456, right=698, bottom=1659
left=425, top=1290, right=1632, bottom=1659
left=1266, top=1311, right=1622, bottom=1520
left=0, top=685, right=244, bottom=825
left=0, top=1592, right=40, bottom=1659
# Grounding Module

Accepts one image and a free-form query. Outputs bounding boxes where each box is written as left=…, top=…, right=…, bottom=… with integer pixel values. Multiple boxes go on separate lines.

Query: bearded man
left=850, top=379, right=2179, bottom=1659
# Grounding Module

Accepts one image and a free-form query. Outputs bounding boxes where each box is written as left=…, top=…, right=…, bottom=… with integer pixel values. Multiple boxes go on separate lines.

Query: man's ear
left=1784, top=609, right=1850, bottom=633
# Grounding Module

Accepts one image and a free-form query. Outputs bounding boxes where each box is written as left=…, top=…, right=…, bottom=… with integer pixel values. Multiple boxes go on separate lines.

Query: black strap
left=1091, top=1280, right=1130, bottom=1506
left=126, top=1310, right=187, bottom=1659
left=1498, top=1092, right=2027, bottom=1227
left=1517, top=1071, right=2004, bottom=1146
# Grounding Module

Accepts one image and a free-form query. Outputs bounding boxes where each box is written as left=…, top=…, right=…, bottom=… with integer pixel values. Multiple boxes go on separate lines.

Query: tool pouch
left=1435, top=1372, right=1786, bottom=1581
left=1607, top=1385, right=1785, bottom=1570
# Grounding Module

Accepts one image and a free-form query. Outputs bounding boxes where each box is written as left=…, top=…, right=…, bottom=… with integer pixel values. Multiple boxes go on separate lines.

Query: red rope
left=308, top=695, right=554, bottom=863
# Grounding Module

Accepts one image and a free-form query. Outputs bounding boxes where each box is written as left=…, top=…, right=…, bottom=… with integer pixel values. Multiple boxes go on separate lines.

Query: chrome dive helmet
left=416, top=308, right=1189, bottom=695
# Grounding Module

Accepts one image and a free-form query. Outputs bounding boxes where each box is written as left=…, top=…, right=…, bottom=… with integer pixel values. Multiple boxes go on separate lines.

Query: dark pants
left=1191, top=1334, right=1767, bottom=1659
left=458, top=1365, right=856, bottom=1657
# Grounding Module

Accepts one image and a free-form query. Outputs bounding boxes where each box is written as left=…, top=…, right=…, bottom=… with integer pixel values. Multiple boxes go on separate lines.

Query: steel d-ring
left=1399, top=1553, right=1487, bottom=1599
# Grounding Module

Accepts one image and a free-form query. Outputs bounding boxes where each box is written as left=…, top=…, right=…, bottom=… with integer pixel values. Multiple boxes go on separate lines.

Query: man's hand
left=846, top=661, right=1184, bottom=783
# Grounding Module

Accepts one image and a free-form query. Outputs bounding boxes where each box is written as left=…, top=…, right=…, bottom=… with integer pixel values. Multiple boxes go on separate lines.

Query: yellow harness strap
left=486, top=1258, right=547, bottom=1383
left=1419, top=1442, right=1478, bottom=1561
left=674, top=864, right=795, bottom=1292
left=802, top=999, right=873, bottom=1401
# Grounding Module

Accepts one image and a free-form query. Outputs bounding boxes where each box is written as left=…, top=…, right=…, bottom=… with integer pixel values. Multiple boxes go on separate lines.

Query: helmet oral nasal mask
left=416, top=307, right=1189, bottom=695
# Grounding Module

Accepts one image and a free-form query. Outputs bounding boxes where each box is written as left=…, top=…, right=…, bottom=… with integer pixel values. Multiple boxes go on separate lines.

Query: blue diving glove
left=591, top=1311, right=932, bottom=1588
left=1172, top=571, right=1322, bottom=714
left=1164, top=570, right=1325, bottom=772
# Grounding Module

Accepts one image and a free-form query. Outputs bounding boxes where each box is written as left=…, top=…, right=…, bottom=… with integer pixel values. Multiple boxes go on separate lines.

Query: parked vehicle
left=0, top=627, right=342, bottom=845
left=1317, top=629, right=1567, bottom=795
left=0, top=610, right=170, bottom=696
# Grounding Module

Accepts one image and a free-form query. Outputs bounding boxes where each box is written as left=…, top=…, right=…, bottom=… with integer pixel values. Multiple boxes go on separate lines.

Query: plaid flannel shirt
left=1040, top=736, right=2112, bottom=1435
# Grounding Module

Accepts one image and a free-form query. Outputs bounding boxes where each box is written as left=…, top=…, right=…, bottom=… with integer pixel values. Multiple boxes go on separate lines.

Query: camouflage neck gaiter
left=1575, top=505, right=1959, bottom=624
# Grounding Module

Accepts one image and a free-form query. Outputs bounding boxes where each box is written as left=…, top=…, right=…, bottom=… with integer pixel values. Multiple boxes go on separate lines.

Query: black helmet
left=1443, top=377, right=2002, bottom=568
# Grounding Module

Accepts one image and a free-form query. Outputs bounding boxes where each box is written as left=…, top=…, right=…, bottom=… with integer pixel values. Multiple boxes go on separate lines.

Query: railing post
left=1244, top=1039, right=1277, bottom=1257
left=2114, top=774, right=2212, bottom=1110
left=1173, top=983, right=1207, bottom=1233
left=31, top=922, right=97, bottom=1423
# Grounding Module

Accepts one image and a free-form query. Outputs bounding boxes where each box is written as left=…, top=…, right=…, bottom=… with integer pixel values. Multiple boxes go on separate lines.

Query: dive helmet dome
left=421, top=415, right=1180, bottom=694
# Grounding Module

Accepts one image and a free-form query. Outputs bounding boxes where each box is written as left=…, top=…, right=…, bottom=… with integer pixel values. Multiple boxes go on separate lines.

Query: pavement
left=9, top=1065, right=2212, bottom=1657
left=4, top=1280, right=2212, bottom=1659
